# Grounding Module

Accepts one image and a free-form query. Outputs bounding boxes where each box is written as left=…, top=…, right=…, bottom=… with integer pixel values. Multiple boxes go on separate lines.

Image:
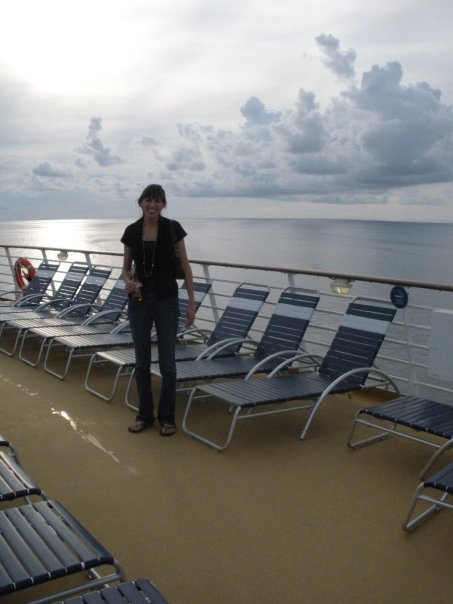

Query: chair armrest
left=111, top=321, right=131, bottom=334
left=81, top=309, right=122, bottom=325
left=419, top=438, right=453, bottom=479
left=178, top=327, right=212, bottom=342
left=195, top=337, right=253, bottom=360
left=267, top=352, right=323, bottom=377
left=244, top=348, right=307, bottom=380
left=35, top=297, right=73, bottom=312
left=206, top=337, right=258, bottom=359
left=57, top=302, right=93, bottom=317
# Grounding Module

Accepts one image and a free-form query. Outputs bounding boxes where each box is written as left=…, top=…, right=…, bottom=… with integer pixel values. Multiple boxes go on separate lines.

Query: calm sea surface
left=1, top=217, right=453, bottom=285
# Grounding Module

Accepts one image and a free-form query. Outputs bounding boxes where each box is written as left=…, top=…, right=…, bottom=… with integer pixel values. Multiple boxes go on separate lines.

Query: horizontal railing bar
left=2, top=244, right=453, bottom=292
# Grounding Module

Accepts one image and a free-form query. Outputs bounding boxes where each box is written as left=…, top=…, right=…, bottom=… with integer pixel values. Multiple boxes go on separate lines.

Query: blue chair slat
left=360, top=396, right=453, bottom=439
left=61, top=578, right=169, bottom=604
left=0, top=500, right=124, bottom=598
left=424, top=462, right=453, bottom=493
left=0, top=451, right=43, bottom=502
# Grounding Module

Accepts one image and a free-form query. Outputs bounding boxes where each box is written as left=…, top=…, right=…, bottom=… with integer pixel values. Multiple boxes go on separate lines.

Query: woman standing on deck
left=121, top=184, right=195, bottom=436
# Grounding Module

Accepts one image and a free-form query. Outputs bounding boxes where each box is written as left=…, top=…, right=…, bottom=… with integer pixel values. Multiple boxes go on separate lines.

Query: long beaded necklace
left=142, top=233, right=157, bottom=278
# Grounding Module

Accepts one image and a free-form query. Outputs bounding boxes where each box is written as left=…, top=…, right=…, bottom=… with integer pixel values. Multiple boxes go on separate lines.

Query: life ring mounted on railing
left=14, top=257, right=36, bottom=291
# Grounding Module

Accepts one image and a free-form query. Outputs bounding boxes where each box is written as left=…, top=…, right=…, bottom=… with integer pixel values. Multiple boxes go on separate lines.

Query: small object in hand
left=131, top=279, right=143, bottom=301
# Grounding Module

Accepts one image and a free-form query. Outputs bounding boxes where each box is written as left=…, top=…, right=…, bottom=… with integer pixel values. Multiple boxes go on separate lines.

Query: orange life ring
left=14, top=257, right=36, bottom=291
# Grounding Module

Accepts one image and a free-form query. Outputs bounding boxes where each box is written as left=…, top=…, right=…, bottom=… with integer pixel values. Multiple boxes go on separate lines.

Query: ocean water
left=1, top=217, right=453, bottom=285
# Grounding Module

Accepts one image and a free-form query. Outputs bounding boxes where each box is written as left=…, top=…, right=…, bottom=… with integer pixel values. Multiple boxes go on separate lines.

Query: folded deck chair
left=44, top=280, right=215, bottom=380
left=0, top=259, right=59, bottom=306
left=18, top=276, right=127, bottom=366
left=348, top=395, right=453, bottom=453
left=402, top=438, right=453, bottom=532
left=59, top=578, right=169, bottom=604
left=0, top=260, right=60, bottom=310
left=0, top=266, right=111, bottom=360
left=0, top=499, right=125, bottom=601
left=0, top=450, right=47, bottom=503
left=135, top=287, right=320, bottom=409
left=85, top=282, right=268, bottom=403
left=182, top=297, right=397, bottom=450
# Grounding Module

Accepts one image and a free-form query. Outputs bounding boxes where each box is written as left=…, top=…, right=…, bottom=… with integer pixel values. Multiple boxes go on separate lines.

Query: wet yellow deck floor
left=1, top=347, right=453, bottom=603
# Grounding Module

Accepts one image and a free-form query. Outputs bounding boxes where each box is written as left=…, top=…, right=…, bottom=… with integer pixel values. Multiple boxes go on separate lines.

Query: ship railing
left=1, top=244, right=453, bottom=404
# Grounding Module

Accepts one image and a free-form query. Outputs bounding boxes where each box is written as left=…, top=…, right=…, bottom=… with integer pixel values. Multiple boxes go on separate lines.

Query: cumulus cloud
left=33, top=161, right=72, bottom=178
left=75, top=117, right=123, bottom=167
left=315, top=33, right=356, bottom=80
left=1, top=33, right=453, bottom=217
left=151, top=35, right=453, bottom=203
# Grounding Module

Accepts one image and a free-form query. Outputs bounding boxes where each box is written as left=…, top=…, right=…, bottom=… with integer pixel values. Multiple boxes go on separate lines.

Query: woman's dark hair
left=138, top=184, right=167, bottom=206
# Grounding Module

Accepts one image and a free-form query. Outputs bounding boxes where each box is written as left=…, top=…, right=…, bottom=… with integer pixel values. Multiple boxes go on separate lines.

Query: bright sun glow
left=1, top=1, right=141, bottom=95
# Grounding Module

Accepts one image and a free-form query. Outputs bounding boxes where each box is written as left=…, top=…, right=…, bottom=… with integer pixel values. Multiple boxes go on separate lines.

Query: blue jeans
left=128, top=295, right=179, bottom=426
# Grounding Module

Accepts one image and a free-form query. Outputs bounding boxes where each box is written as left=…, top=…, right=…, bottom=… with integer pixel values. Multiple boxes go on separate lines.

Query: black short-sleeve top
left=121, top=215, right=187, bottom=299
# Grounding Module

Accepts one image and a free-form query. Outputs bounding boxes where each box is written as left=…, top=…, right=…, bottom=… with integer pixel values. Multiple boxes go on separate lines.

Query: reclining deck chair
left=85, top=282, right=268, bottom=403
left=59, top=578, right=169, bottom=604
left=0, top=266, right=111, bottom=361
left=348, top=394, right=453, bottom=453
left=142, top=287, right=320, bottom=402
left=0, top=260, right=60, bottom=311
left=44, top=280, right=216, bottom=380
left=182, top=297, right=397, bottom=450
left=0, top=262, right=89, bottom=323
left=0, top=499, right=125, bottom=602
left=18, top=276, right=127, bottom=366
left=402, top=438, right=453, bottom=532
left=0, top=262, right=90, bottom=355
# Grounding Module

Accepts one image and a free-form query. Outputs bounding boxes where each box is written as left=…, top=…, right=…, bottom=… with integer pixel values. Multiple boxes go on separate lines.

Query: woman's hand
left=186, top=299, right=196, bottom=326
left=125, top=279, right=142, bottom=294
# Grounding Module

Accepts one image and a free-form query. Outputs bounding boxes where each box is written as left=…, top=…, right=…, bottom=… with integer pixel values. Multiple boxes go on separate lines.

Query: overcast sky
left=1, top=0, right=453, bottom=221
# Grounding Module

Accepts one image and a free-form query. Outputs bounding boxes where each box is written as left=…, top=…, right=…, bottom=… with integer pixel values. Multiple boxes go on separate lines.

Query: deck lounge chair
left=142, top=287, right=320, bottom=402
left=85, top=282, right=268, bottom=402
left=0, top=262, right=88, bottom=319
left=59, top=578, right=169, bottom=604
left=0, top=499, right=125, bottom=602
left=182, top=297, right=397, bottom=450
left=0, top=266, right=112, bottom=360
left=0, top=260, right=60, bottom=310
left=0, top=450, right=47, bottom=503
left=348, top=394, right=453, bottom=453
left=0, top=262, right=90, bottom=355
left=18, top=276, right=127, bottom=366
left=44, top=280, right=216, bottom=380
left=402, top=438, right=453, bottom=531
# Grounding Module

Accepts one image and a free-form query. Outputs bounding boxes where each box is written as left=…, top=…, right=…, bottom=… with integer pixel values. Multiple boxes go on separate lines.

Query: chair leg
left=347, top=412, right=394, bottom=449
left=85, top=355, right=127, bottom=402
left=44, top=339, right=72, bottom=379
left=182, top=387, right=241, bottom=451
left=125, top=370, right=139, bottom=411
left=403, top=485, right=451, bottom=532
left=19, top=332, right=48, bottom=367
